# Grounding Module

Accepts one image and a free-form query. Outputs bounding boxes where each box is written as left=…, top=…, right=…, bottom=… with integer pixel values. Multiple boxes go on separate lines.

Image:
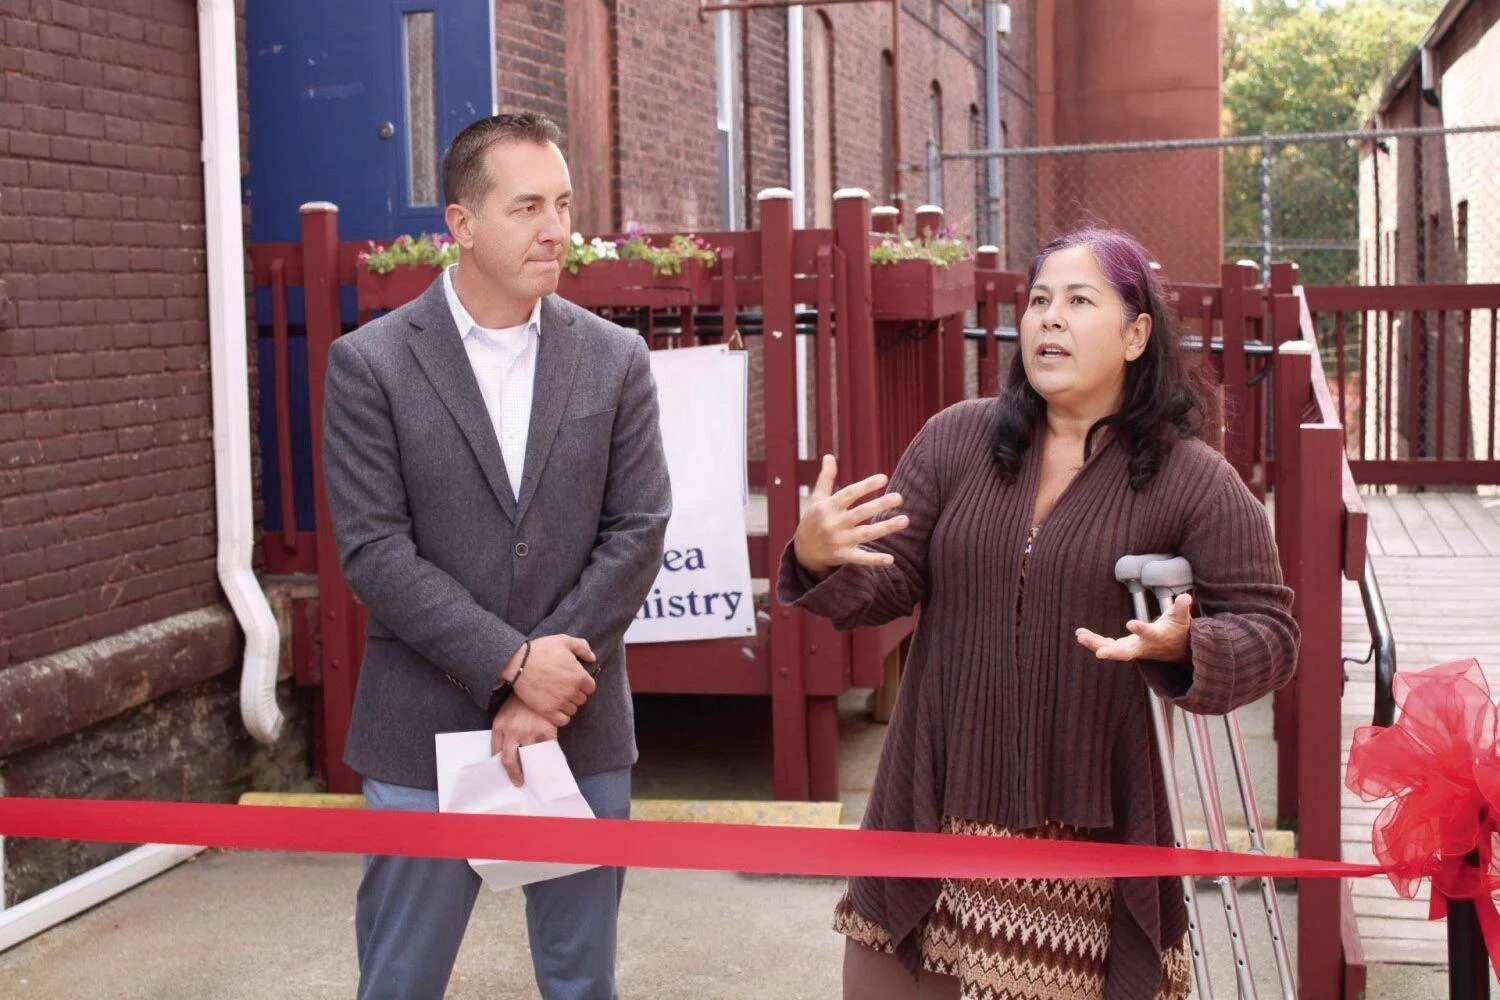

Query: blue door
left=248, top=2, right=490, bottom=536
left=246, top=0, right=492, bottom=243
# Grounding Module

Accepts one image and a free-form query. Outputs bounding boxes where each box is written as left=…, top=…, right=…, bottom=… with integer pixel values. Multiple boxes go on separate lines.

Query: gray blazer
left=321, top=278, right=671, bottom=788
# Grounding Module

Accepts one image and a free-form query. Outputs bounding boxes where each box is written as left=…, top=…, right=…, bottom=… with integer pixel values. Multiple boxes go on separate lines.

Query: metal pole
left=890, top=0, right=901, bottom=215
left=701, top=0, right=875, bottom=13
left=982, top=0, right=1002, bottom=248
left=927, top=133, right=939, bottom=206
left=715, top=10, right=740, bottom=229
left=940, top=121, right=1500, bottom=161
left=1449, top=904, right=1491, bottom=998
left=1260, top=133, right=1273, bottom=281
left=1450, top=850, right=1491, bottom=1000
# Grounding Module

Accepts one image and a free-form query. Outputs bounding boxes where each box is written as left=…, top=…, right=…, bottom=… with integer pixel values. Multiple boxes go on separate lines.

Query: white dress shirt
left=443, top=263, right=541, bottom=498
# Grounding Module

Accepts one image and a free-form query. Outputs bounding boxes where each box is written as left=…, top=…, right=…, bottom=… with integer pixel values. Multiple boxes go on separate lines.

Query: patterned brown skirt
left=833, top=818, right=1193, bottom=1000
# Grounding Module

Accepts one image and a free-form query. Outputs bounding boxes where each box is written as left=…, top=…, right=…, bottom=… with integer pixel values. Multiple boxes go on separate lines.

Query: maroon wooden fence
left=247, top=191, right=971, bottom=802
left=1304, top=282, right=1500, bottom=485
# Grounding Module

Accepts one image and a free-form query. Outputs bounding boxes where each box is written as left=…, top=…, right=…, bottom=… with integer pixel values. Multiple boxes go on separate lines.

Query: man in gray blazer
left=321, top=112, right=670, bottom=999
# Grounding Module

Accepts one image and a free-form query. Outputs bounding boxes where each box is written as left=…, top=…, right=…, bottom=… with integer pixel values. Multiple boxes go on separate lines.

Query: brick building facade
left=1358, top=0, right=1500, bottom=462
left=0, top=0, right=1218, bottom=903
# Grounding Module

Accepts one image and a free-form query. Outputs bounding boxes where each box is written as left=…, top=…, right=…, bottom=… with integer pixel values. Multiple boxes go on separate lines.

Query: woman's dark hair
left=992, top=226, right=1206, bottom=490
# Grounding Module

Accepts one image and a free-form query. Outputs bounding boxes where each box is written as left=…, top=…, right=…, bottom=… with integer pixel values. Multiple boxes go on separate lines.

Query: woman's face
left=1018, top=244, right=1151, bottom=415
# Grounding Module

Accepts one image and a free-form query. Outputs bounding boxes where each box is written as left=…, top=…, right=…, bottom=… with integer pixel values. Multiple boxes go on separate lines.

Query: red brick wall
left=807, top=2, right=991, bottom=238
left=614, top=1, right=721, bottom=230
left=744, top=10, right=790, bottom=227
left=496, top=1, right=568, bottom=126
left=1037, top=0, right=1222, bottom=280
left=490, top=2, right=1015, bottom=241
left=0, top=0, right=246, bottom=669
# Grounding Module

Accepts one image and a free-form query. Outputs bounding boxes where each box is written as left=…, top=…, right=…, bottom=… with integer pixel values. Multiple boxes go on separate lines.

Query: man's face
left=449, top=140, right=573, bottom=307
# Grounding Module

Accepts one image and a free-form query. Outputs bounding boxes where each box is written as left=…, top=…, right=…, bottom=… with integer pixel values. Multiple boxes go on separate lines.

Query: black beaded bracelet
left=514, top=639, right=532, bottom=682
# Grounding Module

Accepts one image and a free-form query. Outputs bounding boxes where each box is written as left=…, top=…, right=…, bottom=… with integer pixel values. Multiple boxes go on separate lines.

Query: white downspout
left=787, top=7, right=809, bottom=464
left=200, top=0, right=283, bottom=744
left=715, top=12, right=741, bottom=229
left=788, top=7, right=806, bottom=228
left=0, top=0, right=261, bottom=950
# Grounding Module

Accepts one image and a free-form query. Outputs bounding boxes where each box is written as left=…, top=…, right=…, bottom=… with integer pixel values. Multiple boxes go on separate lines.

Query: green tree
left=1222, top=0, right=1439, bottom=283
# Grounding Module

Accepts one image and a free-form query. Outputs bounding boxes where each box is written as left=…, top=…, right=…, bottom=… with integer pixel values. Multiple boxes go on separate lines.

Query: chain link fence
left=947, top=124, right=1500, bottom=287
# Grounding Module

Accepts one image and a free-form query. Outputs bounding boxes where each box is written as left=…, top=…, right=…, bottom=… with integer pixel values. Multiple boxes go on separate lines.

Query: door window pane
left=403, top=11, right=438, bottom=207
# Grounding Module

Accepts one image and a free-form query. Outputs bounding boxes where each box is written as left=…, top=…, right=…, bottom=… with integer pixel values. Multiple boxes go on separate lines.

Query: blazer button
left=514, top=542, right=530, bottom=557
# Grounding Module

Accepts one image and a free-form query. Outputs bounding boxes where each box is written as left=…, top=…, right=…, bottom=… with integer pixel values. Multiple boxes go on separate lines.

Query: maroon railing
left=1266, top=262, right=1371, bottom=999
left=248, top=193, right=962, bottom=803
left=1305, top=282, right=1500, bottom=485
left=250, top=201, right=1424, bottom=996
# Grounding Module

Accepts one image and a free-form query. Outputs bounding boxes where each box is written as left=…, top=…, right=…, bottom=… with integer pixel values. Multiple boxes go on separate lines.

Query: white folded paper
left=434, top=730, right=597, bottom=891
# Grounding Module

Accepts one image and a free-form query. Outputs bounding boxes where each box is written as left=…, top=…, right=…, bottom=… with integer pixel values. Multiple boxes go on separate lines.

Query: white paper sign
left=434, top=731, right=597, bottom=891
left=625, top=345, right=755, bottom=644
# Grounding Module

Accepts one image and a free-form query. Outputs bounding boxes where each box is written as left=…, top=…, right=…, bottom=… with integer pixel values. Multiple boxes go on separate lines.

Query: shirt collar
left=443, top=263, right=542, bottom=340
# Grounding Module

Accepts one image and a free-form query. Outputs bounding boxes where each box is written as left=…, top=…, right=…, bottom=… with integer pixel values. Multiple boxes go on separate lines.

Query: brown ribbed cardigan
left=778, top=398, right=1299, bottom=1000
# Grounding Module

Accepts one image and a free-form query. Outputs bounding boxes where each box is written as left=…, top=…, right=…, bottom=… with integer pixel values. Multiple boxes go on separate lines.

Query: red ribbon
left=1348, top=657, right=1500, bottom=977
left=0, top=796, right=1378, bottom=882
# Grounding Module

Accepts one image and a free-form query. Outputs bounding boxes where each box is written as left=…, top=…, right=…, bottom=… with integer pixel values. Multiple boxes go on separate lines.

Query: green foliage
left=360, top=226, right=720, bottom=279
left=1224, top=0, right=1438, bottom=137
left=563, top=234, right=620, bottom=274
left=357, top=233, right=459, bottom=274
left=1222, top=0, right=1440, bottom=283
left=869, top=232, right=972, bottom=268
left=563, top=224, right=718, bottom=276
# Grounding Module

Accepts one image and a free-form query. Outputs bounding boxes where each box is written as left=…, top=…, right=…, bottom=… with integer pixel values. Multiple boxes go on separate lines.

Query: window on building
left=715, top=13, right=742, bottom=228
left=1457, top=200, right=1469, bottom=276
left=1000, top=119, right=1009, bottom=258
left=969, top=103, right=982, bottom=241
left=565, top=0, right=615, bottom=233
left=880, top=50, right=895, bottom=204
left=402, top=11, right=438, bottom=207
left=927, top=81, right=943, bottom=207
left=811, top=13, right=836, bottom=228
left=1427, top=212, right=1442, bottom=278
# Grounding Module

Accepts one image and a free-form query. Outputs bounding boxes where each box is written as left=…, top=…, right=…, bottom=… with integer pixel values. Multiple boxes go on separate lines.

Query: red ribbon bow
left=1347, top=657, right=1500, bottom=973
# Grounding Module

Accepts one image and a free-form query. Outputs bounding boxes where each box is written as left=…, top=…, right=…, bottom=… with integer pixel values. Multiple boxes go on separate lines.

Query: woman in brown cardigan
left=781, top=227, right=1299, bottom=999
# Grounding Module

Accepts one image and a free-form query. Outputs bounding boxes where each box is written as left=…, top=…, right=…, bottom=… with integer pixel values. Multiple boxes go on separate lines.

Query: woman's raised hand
left=792, top=455, right=909, bottom=578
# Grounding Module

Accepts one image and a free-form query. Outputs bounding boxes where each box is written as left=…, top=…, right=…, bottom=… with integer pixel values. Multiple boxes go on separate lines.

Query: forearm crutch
left=1139, top=557, right=1296, bottom=1000
left=1115, top=554, right=1216, bottom=1000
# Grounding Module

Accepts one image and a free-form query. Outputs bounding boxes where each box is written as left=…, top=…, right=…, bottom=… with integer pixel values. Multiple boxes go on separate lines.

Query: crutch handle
left=1113, top=553, right=1171, bottom=587
left=1134, top=554, right=1194, bottom=593
left=1140, top=556, right=1193, bottom=602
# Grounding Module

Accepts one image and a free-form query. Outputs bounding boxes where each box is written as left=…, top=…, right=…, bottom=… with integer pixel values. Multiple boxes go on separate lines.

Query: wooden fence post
left=1272, top=335, right=1310, bottom=829
left=1295, top=417, right=1349, bottom=999
left=300, top=202, right=360, bottom=795
left=975, top=245, right=1000, bottom=397
left=834, top=190, right=879, bottom=482
left=759, top=188, right=810, bottom=801
left=1220, top=262, right=1255, bottom=486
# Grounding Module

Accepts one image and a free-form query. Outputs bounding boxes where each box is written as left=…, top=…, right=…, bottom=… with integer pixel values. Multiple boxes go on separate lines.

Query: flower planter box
left=870, top=257, right=974, bottom=321
left=356, top=263, right=441, bottom=315
left=556, top=258, right=712, bottom=308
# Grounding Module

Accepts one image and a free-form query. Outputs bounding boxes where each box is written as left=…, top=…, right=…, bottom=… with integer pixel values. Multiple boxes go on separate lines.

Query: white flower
left=571, top=232, right=584, bottom=246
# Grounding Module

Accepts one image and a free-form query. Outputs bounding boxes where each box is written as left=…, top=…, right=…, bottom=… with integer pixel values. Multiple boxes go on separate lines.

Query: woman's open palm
left=792, top=455, right=909, bottom=577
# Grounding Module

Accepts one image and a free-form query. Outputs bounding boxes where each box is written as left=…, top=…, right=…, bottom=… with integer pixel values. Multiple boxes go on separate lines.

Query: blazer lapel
left=405, top=280, right=519, bottom=521
left=514, top=296, right=582, bottom=522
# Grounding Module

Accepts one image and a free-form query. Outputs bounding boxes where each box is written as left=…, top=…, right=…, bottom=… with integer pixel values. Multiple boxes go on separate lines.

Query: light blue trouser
left=354, top=767, right=632, bottom=1000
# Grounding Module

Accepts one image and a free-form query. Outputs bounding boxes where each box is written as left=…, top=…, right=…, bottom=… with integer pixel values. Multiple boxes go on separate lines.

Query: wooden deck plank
left=1449, top=494, right=1500, bottom=556
left=1387, top=493, right=1457, bottom=556
left=1416, top=493, right=1490, bottom=556
left=1363, top=937, right=1449, bottom=964
left=1340, top=493, right=1500, bottom=969
left=1364, top=495, right=1419, bottom=555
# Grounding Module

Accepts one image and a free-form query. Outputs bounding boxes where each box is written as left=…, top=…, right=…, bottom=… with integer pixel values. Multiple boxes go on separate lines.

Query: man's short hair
left=442, top=112, right=564, bottom=209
